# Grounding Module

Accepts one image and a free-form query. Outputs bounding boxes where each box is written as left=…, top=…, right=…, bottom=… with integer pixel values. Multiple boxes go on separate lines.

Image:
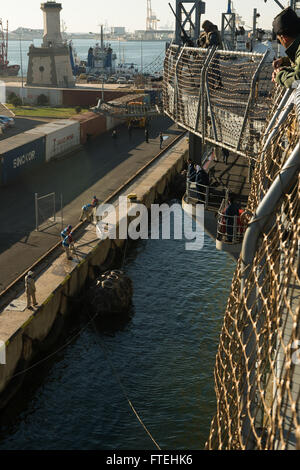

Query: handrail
left=186, top=178, right=225, bottom=211
left=236, top=50, right=270, bottom=152
left=216, top=200, right=247, bottom=245
left=168, top=44, right=265, bottom=59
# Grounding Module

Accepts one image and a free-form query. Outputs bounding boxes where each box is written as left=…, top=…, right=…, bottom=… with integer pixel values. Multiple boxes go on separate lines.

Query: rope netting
left=206, top=86, right=300, bottom=450
left=163, top=45, right=274, bottom=160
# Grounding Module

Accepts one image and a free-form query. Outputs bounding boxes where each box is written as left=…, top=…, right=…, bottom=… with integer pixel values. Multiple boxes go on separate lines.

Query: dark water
left=0, top=209, right=235, bottom=450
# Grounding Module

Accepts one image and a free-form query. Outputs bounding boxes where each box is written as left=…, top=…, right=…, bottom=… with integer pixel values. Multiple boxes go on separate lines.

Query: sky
left=0, top=0, right=293, bottom=33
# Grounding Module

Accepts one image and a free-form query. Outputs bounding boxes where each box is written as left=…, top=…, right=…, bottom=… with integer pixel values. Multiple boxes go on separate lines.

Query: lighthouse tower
left=41, top=1, right=63, bottom=47
left=27, top=1, right=75, bottom=88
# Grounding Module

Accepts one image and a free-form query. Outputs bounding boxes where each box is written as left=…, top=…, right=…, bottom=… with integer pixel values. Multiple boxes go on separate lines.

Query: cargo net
left=206, top=89, right=300, bottom=450
left=163, top=45, right=274, bottom=160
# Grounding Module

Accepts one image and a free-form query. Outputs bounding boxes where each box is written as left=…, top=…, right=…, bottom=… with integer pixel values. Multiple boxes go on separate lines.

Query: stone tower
left=41, top=1, right=63, bottom=47
left=27, top=1, right=75, bottom=88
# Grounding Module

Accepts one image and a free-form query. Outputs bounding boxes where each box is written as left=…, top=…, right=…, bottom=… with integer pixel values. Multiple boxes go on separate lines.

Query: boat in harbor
left=0, top=19, right=20, bottom=76
left=86, top=26, right=117, bottom=76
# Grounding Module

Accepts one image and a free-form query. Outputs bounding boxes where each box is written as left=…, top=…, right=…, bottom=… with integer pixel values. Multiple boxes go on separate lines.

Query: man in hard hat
left=91, top=196, right=99, bottom=208
left=61, top=225, right=72, bottom=240
left=91, top=196, right=100, bottom=223
left=159, top=132, right=164, bottom=149
left=272, top=7, right=300, bottom=88
left=25, top=271, right=38, bottom=309
left=80, top=203, right=93, bottom=222
left=62, top=232, right=75, bottom=260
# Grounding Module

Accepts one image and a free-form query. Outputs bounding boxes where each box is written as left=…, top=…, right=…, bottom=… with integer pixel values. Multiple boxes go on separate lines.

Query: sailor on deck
left=272, top=7, right=300, bottom=88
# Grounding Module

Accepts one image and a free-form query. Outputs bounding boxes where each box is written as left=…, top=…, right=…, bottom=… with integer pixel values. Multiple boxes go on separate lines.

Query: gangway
left=92, top=98, right=162, bottom=120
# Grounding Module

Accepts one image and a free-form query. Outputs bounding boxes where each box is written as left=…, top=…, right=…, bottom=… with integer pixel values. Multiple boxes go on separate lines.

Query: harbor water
left=7, top=39, right=166, bottom=76
left=0, top=207, right=235, bottom=450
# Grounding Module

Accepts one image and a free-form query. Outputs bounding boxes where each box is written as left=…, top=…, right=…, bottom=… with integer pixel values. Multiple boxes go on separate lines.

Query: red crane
left=0, top=19, right=20, bottom=76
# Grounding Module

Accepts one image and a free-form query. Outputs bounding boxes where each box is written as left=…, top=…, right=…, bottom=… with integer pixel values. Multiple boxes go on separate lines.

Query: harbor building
left=27, top=1, right=75, bottom=88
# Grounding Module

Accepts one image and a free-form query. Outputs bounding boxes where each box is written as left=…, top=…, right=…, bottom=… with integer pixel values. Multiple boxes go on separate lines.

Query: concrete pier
left=0, top=133, right=188, bottom=404
left=0, top=116, right=179, bottom=291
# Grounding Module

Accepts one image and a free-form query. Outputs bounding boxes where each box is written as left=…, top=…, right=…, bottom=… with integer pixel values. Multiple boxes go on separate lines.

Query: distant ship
left=69, top=40, right=86, bottom=76
left=0, top=19, right=20, bottom=76
left=87, top=42, right=117, bottom=75
left=86, top=26, right=117, bottom=75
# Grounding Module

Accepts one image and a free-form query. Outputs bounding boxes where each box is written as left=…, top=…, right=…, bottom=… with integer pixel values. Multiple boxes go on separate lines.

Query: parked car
left=107, top=76, right=117, bottom=83
left=117, top=77, right=127, bottom=84
left=0, top=115, right=15, bottom=128
left=87, top=76, right=99, bottom=83
left=79, top=73, right=87, bottom=80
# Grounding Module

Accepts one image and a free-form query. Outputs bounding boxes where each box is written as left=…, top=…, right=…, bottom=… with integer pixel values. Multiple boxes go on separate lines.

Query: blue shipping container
left=0, top=135, right=46, bottom=185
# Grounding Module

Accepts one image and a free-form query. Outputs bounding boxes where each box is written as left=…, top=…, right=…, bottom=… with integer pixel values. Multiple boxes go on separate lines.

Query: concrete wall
left=27, top=46, right=75, bottom=88
left=62, top=89, right=128, bottom=107
left=6, top=84, right=63, bottom=106
left=5, top=86, right=129, bottom=107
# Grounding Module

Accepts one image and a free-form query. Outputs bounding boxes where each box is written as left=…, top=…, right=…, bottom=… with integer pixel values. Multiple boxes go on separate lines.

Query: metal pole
left=273, top=0, right=285, bottom=9
left=35, top=193, right=39, bottom=231
left=53, top=193, right=56, bottom=222
left=205, top=48, right=218, bottom=142
left=260, top=90, right=295, bottom=167
left=236, top=50, right=269, bottom=151
left=19, top=27, right=24, bottom=104
left=252, top=8, right=257, bottom=48
left=60, top=194, right=63, bottom=230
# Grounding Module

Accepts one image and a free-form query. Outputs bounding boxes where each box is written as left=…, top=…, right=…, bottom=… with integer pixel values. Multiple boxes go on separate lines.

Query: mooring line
left=9, top=311, right=100, bottom=379
left=7, top=305, right=161, bottom=450
left=87, top=312, right=162, bottom=451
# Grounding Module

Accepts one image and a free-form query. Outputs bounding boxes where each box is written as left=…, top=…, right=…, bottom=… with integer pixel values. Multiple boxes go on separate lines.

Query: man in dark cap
left=272, top=7, right=300, bottom=88
left=197, top=20, right=223, bottom=89
left=197, top=20, right=223, bottom=49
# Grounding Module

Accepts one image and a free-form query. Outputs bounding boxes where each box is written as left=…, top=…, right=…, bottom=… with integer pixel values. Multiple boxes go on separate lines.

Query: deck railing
left=186, top=179, right=225, bottom=212
left=216, top=199, right=247, bottom=245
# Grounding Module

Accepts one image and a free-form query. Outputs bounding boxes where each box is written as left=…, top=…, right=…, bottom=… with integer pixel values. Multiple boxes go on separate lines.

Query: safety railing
left=93, top=99, right=161, bottom=119
left=216, top=199, right=247, bottom=245
left=163, top=45, right=274, bottom=160
left=186, top=179, right=225, bottom=212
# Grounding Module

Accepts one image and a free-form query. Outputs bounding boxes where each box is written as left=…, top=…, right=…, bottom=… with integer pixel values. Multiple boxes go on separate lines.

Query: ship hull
left=0, top=65, right=20, bottom=77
